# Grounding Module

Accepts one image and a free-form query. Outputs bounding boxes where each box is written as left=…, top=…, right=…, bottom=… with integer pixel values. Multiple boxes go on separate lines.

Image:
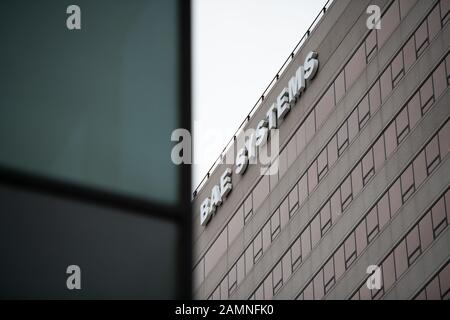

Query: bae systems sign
left=200, top=51, right=319, bottom=226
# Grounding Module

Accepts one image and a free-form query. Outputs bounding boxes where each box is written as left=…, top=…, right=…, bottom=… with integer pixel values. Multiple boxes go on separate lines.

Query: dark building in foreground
left=192, top=0, right=450, bottom=299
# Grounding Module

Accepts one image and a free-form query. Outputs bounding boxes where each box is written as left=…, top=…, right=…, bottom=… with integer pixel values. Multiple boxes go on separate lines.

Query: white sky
left=192, top=0, right=328, bottom=191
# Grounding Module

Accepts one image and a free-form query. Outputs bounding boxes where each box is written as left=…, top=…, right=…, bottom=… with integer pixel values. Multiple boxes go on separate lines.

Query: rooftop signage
left=200, top=51, right=319, bottom=226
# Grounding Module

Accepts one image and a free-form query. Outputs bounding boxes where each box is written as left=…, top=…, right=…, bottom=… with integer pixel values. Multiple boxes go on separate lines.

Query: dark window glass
left=318, top=148, right=328, bottom=181
left=311, top=215, right=321, bottom=248
left=358, top=95, right=370, bottom=129
left=308, top=162, right=318, bottom=194
left=366, top=206, right=379, bottom=242
left=389, top=179, right=402, bottom=215
left=382, top=252, right=396, bottom=290
left=415, top=20, right=429, bottom=56
left=403, top=36, right=416, bottom=72
left=335, top=71, right=346, bottom=103
left=419, top=211, right=434, bottom=250
left=362, top=149, right=375, bottom=185
left=431, top=197, right=447, bottom=237
left=369, top=80, right=381, bottom=115
left=384, top=121, right=397, bottom=158
left=408, top=91, right=421, bottom=129
left=373, top=135, right=386, bottom=171
left=345, top=45, right=366, bottom=89
left=406, top=226, right=421, bottom=265
left=301, top=226, right=311, bottom=258
left=425, top=135, right=440, bottom=174
left=378, top=192, right=391, bottom=229
left=341, top=175, right=353, bottom=211
left=327, top=135, right=338, bottom=167
left=380, top=67, right=393, bottom=102
left=391, top=50, right=405, bottom=86
left=313, top=270, right=324, bottom=300
left=337, top=122, right=349, bottom=155
left=344, top=233, right=356, bottom=268
left=323, top=258, right=335, bottom=293
left=394, top=239, right=408, bottom=277
left=396, top=107, right=409, bottom=144
left=351, top=163, right=363, bottom=195
left=355, top=220, right=368, bottom=255
left=420, top=77, right=434, bottom=114
left=316, top=85, right=335, bottom=128
left=400, top=165, right=415, bottom=203
left=377, top=1, right=400, bottom=47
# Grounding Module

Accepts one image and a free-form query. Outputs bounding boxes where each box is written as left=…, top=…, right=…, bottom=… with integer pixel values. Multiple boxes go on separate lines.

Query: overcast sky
left=192, top=0, right=329, bottom=190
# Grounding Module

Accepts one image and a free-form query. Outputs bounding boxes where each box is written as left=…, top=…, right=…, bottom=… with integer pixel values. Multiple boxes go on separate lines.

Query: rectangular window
left=358, top=95, right=370, bottom=129
left=369, top=80, right=381, bottom=115
left=341, top=175, right=353, bottom=212
left=355, top=220, right=368, bottom=255
left=401, top=165, right=415, bottom=203
left=228, top=264, right=237, bottom=295
left=344, top=233, right=356, bottom=269
left=396, top=107, right=410, bottom=144
left=331, top=190, right=342, bottom=223
left=327, top=135, right=338, bottom=168
left=287, top=137, right=297, bottom=169
left=420, top=77, right=434, bottom=115
left=365, top=29, right=377, bottom=63
left=311, top=215, right=321, bottom=248
left=433, top=61, right=447, bottom=99
left=320, top=202, right=332, bottom=235
left=335, top=71, right=346, bottom=103
left=280, top=198, right=289, bottom=230
left=415, top=19, right=429, bottom=57
left=362, top=149, right=375, bottom=185
left=408, top=91, right=421, bottom=129
left=394, top=239, right=408, bottom=277
left=323, top=258, right=335, bottom=294
left=282, top=251, right=292, bottom=284
left=391, top=50, right=405, bottom=86
left=291, top=238, right=302, bottom=270
left=301, top=226, right=311, bottom=258
left=373, top=135, right=385, bottom=171
left=289, top=185, right=299, bottom=214
left=313, top=270, right=325, bottom=300
left=272, top=261, right=283, bottom=295
left=244, top=195, right=253, bottom=224
left=428, top=5, right=442, bottom=41
left=348, top=109, right=359, bottom=142
left=315, top=85, right=335, bottom=128
left=253, top=232, right=263, bottom=263
left=431, top=197, right=447, bottom=238
left=382, top=252, right=396, bottom=291
left=377, top=1, right=400, bottom=47
left=237, top=255, right=245, bottom=285
left=419, top=211, right=434, bottom=250
left=337, top=122, right=349, bottom=156
left=305, top=111, right=316, bottom=144
left=384, top=121, right=397, bottom=158
left=406, top=226, right=421, bottom=265
left=377, top=192, right=391, bottom=230
left=380, top=67, right=393, bottom=102
left=262, top=221, right=271, bottom=252
left=403, top=36, right=416, bottom=72
left=351, top=163, right=363, bottom=196
left=271, top=210, right=281, bottom=240
left=308, top=162, right=318, bottom=194
left=263, top=275, right=273, bottom=300
left=298, top=174, right=308, bottom=208
left=425, top=135, right=440, bottom=174
left=345, top=45, right=366, bottom=89
left=228, top=206, right=244, bottom=246
left=389, top=179, right=403, bottom=215
left=317, top=148, right=328, bottom=182
left=366, top=206, right=379, bottom=242
left=334, top=245, right=346, bottom=280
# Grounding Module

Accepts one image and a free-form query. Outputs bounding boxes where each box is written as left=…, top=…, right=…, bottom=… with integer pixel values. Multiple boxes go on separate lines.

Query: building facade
left=193, top=0, right=450, bottom=300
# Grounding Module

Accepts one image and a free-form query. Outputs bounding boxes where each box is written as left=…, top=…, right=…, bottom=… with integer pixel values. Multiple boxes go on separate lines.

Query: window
left=296, top=123, right=306, bottom=156
left=253, top=232, right=263, bottom=263
left=365, top=30, right=377, bottom=62
left=313, top=270, right=325, bottom=300
left=301, top=226, right=311, bottom=258
left=316, top=86, right=335, bottom=128
left=406, top=226, right=421, bottom=265
left=355, top=220, right=368, bottom=255
left=335, top=71, right=346, bottom=103
left=244, top=195, right=253, bottom=223
left=425, top=135, right=440, bottom=174
left=420, top=77, right=434, bottom=114
left=351, top=163, right=363, bottom=195
left=439, top=121, right=450, bottom=160
left=400, top=165, right=415, bottom=203
left=262, top=222, right=271, bottom=252
left=394, top=239, right=408, bottom=277
left=373, top=135, right=386, bottom=171
left=263, top=275, right=273, bottom=300
left=308, top=162, right=318, bottom=194
left=369, top=80, right=382, bottom=115
left=403, top=36, right=416, bottom=72
left=337, top=122, right=349, bottom=156
left=415, top=20, right=429, bottom=57
left=228, top=264, right=237, bottom=294
left=428, top=5, right=442, bottom=41
left=334, top=245, right=346, bottom=280
left=291, top=238, right=302, bottom=270
left=320, top=202, right=332, bottom=235
left=272, top=262, right=283, bottom=295
left=380, top=67, right=393, bottom=103
left=358, top=95, right=370, bottom=129
left=271, top=210, right=281, bottom=240
left=280, top=198, right=289, bottom=229
left=389, top=179, right=402, bottom=214
left=384, top=121, right=397, bottom=158
left=348, top=109, right=359, bottom=142
left=204, top=229, right=227, bottom=276
left=228, top=206, right=244, bottom=246
left=344, top=233, right=356, bottom=268
left=382, top=253, right=396, bottom=291
left=341, top=175, right=353, bottom=211
left=317, top=148, right=328, bottom=181
left=289, top=185, right=299, bottom=214
left=287, top=138, right=297, bottom=168
left=305, top=111, right=316, bottom=144
left=433, top=61, right=447, bottom=99
left=396, top=107, right=409, bottom=144
left=362, top=149, right=375, bottom=185
left=331, top=190, right=341, bottom=223
left=345, top=45, right=366, bottom=89
left=431, top=197, right=447, bottom=237
left=323, top=258, right=335, bottom=294
left=245, top=245, right=253, bottom=274
left=282, top=251, right=292, bottom=284
left=298, top=174, right=308, bottom=208
left=419, top=211, right=434, bottom=250
left=237, top=255, right=245, bottom=285
left=303, top=281, right=314, bottom=300
left=378, top=192, right=391, bottom=229
left=327, top=135, right=338, bottom=168
left=278, top=148, right=288, bottom=178
left=377, top=1, right=400, bottom=47
left=311, top=215, right=321, bottom=248
left=221, top=276, right=228, bottom=300
left=408, top=91, right=421, bottom=129
left=391, top=50, right=405, bottom=86
left=366, top=206, right=379, bottom=242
